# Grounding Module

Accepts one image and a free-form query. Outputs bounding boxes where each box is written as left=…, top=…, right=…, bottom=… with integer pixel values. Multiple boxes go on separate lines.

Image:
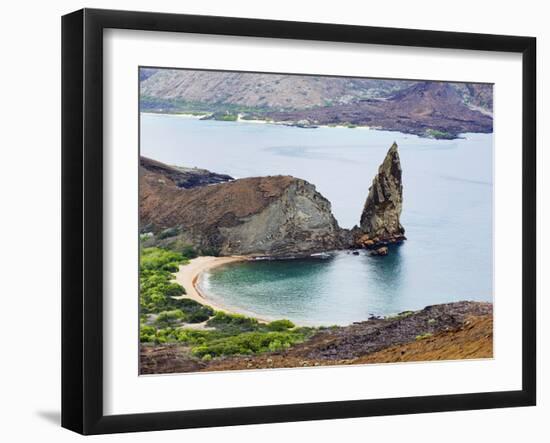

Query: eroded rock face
left=357, top=142, right=405, bottom=248
left=140, top=157, right=343, bottom=257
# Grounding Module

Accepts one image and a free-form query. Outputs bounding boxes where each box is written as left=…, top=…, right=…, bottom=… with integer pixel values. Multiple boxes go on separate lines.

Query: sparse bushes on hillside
left=139, top=246, right=317, bottom=358
left=267, top=319, right=295, bottom=331
left=155, top=309, right=186, bottom=328
left=190, top=330, right=308, bottom=358
left=206, top=311, right=259, bottom=332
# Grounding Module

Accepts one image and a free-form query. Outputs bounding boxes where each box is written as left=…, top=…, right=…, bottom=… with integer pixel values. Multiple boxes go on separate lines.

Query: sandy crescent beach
left=174, top=256, right=248, bottom=315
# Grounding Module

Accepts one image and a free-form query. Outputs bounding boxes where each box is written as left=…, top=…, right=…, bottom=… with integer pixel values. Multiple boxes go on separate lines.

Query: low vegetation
left=140, top=95, right=268, bottom=117
left=415, top=332, right=434, bottom=341
left=425, top=128, right=453, bottom=139
left=385, top=310, right=414, bottom=321
left=139, top=247, right=213, bottom=319
left=139, top=246, right=315, bottom=359
left=211, top=112, right=238, bottom=121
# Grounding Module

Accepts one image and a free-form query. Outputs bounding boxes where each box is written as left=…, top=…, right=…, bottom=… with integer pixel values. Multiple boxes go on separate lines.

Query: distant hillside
left=267, top=81, right=493, bottom=138
left=140, top=69, right=414, bottom=110
left=140, top=68, right=493, bottom=139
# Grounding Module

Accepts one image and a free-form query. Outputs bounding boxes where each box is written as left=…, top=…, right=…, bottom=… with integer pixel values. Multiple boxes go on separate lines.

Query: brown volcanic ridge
left=141, top=158, right=294, bottom=230
left=266, top=82, right=493, bottom=138
left=140, top=156, right=344, bottom=257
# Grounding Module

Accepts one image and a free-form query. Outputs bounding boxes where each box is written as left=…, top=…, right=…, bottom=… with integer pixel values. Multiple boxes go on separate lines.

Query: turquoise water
left=141, top=113, right=493, bottom=325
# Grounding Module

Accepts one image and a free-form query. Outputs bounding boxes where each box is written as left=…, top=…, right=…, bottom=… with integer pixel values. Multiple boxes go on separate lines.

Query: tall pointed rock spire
left=357, top=142, right=405, bottom=254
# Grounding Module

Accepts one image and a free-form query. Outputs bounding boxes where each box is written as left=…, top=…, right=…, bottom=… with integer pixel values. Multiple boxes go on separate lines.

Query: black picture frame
left=61, top=8, right=536, bottom=435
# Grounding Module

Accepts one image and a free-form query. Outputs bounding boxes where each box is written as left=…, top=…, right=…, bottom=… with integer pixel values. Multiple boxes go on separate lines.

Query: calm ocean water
left=141, top=113, right=494, bottom=325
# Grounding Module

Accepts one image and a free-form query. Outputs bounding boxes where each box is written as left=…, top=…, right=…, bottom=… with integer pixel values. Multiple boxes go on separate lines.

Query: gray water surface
left=141, top=113, right=493, bottom=325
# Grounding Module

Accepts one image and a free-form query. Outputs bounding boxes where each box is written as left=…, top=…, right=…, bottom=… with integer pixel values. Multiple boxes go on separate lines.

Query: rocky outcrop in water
left=140, top=157, right=344, bottom=257
left=356, top=142, right=405, bottom=250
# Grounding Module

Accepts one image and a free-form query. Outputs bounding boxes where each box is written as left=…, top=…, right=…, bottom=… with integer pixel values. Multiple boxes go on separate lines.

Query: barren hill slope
left=140, top=157, right=344, bottom=257
left=141, top=69, right=413, bottom=110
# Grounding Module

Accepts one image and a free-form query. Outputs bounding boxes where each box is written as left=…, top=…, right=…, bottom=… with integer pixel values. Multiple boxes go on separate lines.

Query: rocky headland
left=140, top=157, right=346, bottom=257
left=140, top=141, right=405, bottom=258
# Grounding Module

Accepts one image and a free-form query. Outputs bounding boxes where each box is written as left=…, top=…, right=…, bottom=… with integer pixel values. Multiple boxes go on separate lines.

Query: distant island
left=140, top=69, right=493, bottom=139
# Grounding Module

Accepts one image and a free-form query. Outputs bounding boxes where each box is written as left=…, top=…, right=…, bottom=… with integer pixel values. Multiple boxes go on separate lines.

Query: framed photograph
left=61, top=8, right=536, bottom=435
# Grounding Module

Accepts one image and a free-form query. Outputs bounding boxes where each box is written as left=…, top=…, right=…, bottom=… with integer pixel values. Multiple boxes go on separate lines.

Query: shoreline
left=174, top=255, right=493, bottom=328
left=140, top=110, right=374, bottom=131
left=139, top=111, right=483, bottom=140
left=174, top=256, right=273, bottom=322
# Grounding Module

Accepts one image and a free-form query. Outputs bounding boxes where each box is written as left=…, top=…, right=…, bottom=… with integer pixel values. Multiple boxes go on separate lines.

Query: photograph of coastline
left=138, top=68, right=494, bottom=375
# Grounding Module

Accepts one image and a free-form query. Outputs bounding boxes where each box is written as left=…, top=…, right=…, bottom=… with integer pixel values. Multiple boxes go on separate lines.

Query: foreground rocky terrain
left=140, top=301, right=493, bottom=374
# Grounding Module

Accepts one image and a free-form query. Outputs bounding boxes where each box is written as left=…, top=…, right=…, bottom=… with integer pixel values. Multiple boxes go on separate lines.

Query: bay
left=141, top=113, right=493, bottom=325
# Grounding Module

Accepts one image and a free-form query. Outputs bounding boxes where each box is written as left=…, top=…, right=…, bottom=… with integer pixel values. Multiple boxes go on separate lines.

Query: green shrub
left=175, top=299, right=214, bottom=323
left=425, top=129, right=453, bottom=139
left=140, top=247, right=185, bottom=271
left=187, top=310, right=212, bottom=323
left=266, top=319, right=295, bottom=331
left=140, top=325, right=156, bottom=342
left=268, top=339, right=291, bottom=352
left=155, top=309, right=186, bottom=327
left=190, top=330, right=310, bottom=358
left=180, top=244, right=198, bottom=259
left=216, top=113, right=238, bottom=121
left=206, top=311, right=259, bottom=331
left=140, top=276, right=187, bottom=314
left=161, top=262, right=180, bottom=273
